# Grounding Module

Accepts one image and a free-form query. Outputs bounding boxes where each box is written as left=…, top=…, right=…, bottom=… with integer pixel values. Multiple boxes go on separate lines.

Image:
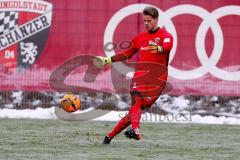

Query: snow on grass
left=1, top=107, right=240, bottom=125
left=93, top=110, right=240, bottom=125
left=0, top=107, right=57, bottom=119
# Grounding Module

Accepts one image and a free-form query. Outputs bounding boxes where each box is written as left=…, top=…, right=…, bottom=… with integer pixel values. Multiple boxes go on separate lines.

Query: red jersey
left=112, top=27, right=173, bottom=103
left=112, top=27, right=173, bottom=68
left=132, top=27, right=173, bottom=65
left=112, top=27, right=173, bottom=78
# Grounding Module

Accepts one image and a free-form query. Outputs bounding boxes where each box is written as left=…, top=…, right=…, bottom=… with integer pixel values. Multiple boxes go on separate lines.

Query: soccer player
left=93, top=6, right=173, bottom=144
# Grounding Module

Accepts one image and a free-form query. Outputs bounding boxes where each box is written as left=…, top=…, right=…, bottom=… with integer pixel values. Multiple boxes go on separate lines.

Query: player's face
left=143, top=15, right=158, bottom=31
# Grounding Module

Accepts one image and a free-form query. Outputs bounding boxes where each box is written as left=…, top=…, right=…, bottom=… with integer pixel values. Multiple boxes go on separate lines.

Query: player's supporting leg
left=129, top=96, right=143, bottom=130
left=103, top=113, right=131, bottom=144
left=124, top=94, right=143, bottom=140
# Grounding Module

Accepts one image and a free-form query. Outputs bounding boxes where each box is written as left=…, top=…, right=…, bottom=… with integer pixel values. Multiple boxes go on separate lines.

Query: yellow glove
left=147, top=45, right=163, bottom=53
left=93, top=56, right=112, bottom=68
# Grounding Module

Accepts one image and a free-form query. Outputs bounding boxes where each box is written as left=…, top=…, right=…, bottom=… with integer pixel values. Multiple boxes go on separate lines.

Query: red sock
left=129, top=97, right=143, bottom=129
left=107, top=113, right=131, bottom=138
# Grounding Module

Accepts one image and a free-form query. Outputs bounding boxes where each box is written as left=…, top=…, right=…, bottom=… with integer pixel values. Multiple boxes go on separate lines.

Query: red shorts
left=130, top=84, right=166, bottom=108
left=130, top=71, right=167, bottom=108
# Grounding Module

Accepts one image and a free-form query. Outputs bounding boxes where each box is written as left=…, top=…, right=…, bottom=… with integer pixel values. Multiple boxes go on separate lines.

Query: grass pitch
left=0, top=119, right=240, bottom=160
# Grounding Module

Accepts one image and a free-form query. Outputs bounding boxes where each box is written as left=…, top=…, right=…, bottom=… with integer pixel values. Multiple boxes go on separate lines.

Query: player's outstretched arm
left=93, top=37, right=138, bottom=69
left=92, top=53, right=133, bottom=68
left=93, top=40, right=138, bottom=68
left=93, top=50, right=137, bottom=68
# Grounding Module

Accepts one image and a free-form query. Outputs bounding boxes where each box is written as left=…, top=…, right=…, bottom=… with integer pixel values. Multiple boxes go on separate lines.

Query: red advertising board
left=0, top=0, right=240, bottom=96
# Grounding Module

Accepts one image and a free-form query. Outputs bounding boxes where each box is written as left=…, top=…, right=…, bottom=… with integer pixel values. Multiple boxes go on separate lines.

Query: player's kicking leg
left=102, top=113, right=131, bottom=144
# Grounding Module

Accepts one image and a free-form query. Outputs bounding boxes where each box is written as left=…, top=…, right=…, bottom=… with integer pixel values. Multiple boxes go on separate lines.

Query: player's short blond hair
left=143, top=6, right=159, bottom=19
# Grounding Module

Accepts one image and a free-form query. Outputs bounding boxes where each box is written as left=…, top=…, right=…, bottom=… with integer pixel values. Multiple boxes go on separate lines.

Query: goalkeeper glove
left=93, top=56, right=112, bottom=68
left=147, top=45, right=163, bottom=54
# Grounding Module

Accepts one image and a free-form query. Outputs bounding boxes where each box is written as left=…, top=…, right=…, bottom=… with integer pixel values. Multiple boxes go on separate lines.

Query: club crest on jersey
left=148, top=37, right=160, bottom=46
left=148, top=40, right=156, bottom=45
left=155, top=37, right=160, bottom=43
left=0, top=0, right=52, bottom=73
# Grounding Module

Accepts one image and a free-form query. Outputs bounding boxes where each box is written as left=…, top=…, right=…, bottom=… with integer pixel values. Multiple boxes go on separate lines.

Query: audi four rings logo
left=104, top=4, right=240, bottom=81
